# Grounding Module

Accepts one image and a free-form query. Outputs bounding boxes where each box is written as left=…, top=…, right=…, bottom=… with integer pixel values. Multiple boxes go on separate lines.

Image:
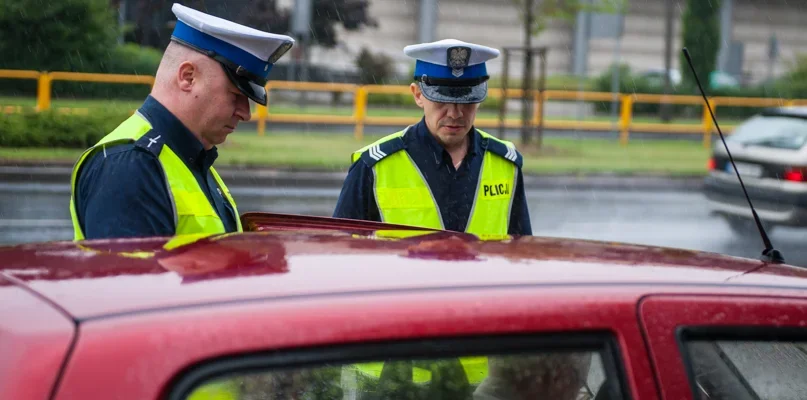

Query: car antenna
left=682, top=48, right=785, bottom=264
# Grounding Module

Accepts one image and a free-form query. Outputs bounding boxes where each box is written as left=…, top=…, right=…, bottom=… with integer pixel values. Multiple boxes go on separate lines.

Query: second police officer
left=332, top=38, right=537, bottom=398
left=333, top=39, right=532, bottom=238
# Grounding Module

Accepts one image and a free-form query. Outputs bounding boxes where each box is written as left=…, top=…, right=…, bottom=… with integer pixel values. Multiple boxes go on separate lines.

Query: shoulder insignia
left=133, top=129, right=165, bottom=157
left=485, top=138, right=523, bottom=168
left=359, top=137, right=405, bottom=167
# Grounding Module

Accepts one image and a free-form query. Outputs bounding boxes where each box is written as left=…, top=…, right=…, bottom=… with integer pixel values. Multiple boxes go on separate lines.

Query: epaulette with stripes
left=484, top=138, right=523, bottom=168
left=359, top=137, right=406, bottom=168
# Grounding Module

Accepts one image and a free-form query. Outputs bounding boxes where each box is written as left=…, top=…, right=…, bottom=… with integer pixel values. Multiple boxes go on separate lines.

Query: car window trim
left=167, top=331, right=630, bottom=400
left=677, top=326, right=807, bottom=400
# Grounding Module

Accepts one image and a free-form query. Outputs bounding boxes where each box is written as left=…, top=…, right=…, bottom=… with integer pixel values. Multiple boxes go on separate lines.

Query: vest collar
left=137, top=95, right=218, bottom=170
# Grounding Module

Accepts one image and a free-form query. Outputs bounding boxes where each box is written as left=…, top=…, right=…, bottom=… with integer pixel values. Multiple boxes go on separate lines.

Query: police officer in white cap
left=334, top=39, right=531, bottom=238
left=69, top=3, right=294, bottom=240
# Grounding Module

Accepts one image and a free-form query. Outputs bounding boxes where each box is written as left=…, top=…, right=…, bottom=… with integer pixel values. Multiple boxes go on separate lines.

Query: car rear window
left=727, top=115, right=807, bottom=150
left=174, top=335, right=625, bottom=400
left=684, top=339, right=807, bottom=399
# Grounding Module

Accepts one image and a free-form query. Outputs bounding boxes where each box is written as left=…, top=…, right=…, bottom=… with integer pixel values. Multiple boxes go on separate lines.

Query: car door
left=639, top=294, right=807, bottom=400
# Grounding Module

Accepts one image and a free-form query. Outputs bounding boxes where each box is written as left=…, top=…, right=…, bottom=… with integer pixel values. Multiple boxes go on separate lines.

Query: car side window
left=172, top=334, right=626, bottom=400
left=682, top=334, right=807, bottom=400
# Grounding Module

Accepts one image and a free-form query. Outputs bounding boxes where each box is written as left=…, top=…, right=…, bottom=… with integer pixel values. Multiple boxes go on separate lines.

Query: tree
left=122, top=0, right=208, bottom=49
left=355, top=48, right=394, bottom=85
left=508, top=0, right=627, bottom=146
left=239, top=0, right=377, bottom=48
left=308, top=0, right=377, bottom=48
left=782, top=53, right=807, bottom=99
left=0, top=0, right=117, bottom=71
left=236, top=0, right=290, bottom=35
left=679, top=0, right=721, bottom=92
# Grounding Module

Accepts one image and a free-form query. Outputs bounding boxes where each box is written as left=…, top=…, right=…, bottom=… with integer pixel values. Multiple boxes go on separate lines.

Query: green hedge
left=0, top=111, right=130, bottom=148
left=590, top=64, right=802, bottom=120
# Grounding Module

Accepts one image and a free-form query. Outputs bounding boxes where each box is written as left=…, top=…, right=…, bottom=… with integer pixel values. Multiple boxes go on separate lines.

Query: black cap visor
left=419, top=80, right=488, bottom=104
left=221, top=65, right=268, bottom=106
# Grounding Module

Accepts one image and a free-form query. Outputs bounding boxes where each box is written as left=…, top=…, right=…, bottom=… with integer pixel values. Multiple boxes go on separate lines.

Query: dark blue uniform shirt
left=333, top=118, right=532, bottom=235
left=75, top=95, right=238, bottom=239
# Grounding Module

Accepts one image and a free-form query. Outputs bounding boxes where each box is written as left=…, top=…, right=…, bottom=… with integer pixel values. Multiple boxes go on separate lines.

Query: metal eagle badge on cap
left=447, top=46, right=471, bottom=77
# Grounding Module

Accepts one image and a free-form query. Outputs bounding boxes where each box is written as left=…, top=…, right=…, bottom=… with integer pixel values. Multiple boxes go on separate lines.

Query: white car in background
left=704, top=107, right=807, bottom=234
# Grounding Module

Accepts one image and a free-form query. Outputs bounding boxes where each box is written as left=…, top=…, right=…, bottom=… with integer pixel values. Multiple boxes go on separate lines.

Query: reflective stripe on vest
left=353, top=129, right=517, bottom=236
left=69, top=112, right=242, bottom=241
left=350, top=128, right=408, bottom=165
left=352, top=356, right=488, bottom=385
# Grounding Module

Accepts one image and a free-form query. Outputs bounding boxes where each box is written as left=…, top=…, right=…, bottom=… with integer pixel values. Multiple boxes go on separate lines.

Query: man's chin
left=208, top=133, right=231, bottom=147
left=436, top=133, right=467, bottom=148
left=221, top=126, right=238, bottom=137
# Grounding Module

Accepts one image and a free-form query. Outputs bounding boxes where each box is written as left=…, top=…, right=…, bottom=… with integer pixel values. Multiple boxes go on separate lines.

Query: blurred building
left=119, top=0, right=807, bottom=84
left=300, top=0, right=807, bottom=85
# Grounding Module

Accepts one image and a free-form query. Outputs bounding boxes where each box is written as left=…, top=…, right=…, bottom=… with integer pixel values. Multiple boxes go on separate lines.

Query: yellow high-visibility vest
left=350, top=127, right=520, bottom=238
left=351, top=357, right=489, bottom=386
left=69, top=112, right=242, bottom=240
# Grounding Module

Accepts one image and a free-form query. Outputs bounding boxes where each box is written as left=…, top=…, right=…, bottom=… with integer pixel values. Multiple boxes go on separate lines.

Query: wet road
left=3, top=182, right=807, bottom=267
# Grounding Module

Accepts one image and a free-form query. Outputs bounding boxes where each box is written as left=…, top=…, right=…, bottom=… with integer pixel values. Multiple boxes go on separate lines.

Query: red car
left=3, top=212, right=807, bottom=400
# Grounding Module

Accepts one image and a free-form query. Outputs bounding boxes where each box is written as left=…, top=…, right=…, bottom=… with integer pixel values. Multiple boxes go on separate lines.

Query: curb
left=0, top=164, right=705, bottom=192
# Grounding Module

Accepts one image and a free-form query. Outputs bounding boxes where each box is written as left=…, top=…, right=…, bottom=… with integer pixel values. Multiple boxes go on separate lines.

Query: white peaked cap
left=172, top=3, right=295, bottom=64
left=404, top=39, right=500, bottom=66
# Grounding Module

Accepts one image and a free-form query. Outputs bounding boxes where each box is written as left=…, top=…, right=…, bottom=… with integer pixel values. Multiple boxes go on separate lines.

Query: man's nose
left=235, top=95, right=251, bottom=122
left=446, top=103, right=463, bottom=119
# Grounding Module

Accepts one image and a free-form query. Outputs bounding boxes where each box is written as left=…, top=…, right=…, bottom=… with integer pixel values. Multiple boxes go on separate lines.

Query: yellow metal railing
left=0, top=70, right=155, bottom=112
left=2, top=68, right=806, bottom=147
left=262, top=81, right=358, bottom=137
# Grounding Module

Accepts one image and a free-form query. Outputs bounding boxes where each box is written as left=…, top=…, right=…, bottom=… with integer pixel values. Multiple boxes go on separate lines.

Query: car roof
left=2, top=229, right=806, bottom=320
left=762, top=106, right=807, bottom=119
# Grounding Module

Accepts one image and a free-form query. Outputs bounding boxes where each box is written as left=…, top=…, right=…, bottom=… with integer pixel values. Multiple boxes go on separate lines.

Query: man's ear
left=177, top=61, right=196, bottom=92
left=410, top=83, right=425, bottom=109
